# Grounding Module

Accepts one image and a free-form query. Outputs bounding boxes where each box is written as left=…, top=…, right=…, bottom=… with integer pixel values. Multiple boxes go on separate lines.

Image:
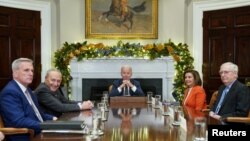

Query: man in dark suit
left=109, top=65, right=145, bottom=97
left=209, top=62, right=250, bottom=120
left=34, top=69, right=93, bottom=117
left=0, top=58, right=57, bottom=141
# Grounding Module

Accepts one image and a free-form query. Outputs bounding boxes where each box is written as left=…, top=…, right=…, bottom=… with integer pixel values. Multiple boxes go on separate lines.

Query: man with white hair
left=0, top=58, right=56, bottom=141
left=109, top=65, right=144, bottom=97
left=209, top=62, right=250, bottom=120
left=34, top=68, right=93, bottom=117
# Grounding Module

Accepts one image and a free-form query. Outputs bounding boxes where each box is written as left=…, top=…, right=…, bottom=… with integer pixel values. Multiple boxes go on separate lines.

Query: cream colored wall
left=2, top=0, right=247, bottom=80
left=49, top=0, right=60, bottom=65
left=58, top=0, right=186, bottom=46
left=54, top=0, right=250, bottom=74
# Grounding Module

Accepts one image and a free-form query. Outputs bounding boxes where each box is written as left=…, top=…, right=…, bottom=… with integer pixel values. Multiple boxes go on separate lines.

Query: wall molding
left=188, top=0, right=250, bottom=76
left=0, top=0, right=52, bottom=81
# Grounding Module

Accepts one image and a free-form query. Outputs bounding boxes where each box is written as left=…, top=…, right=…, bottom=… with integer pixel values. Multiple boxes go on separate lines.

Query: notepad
left=40, top=120, right=86, bottom=130
left=42, top=129, right=87, bottom=134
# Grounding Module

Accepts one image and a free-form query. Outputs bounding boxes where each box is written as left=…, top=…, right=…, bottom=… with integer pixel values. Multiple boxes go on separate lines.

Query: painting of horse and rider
left=85, top=0, right=158, bottom=39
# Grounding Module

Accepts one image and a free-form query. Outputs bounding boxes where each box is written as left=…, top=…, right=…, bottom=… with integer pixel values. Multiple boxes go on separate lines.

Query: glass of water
left=103, top=91, right=109, bottom=98
left=147, top=91, right=153, bottom=104
left=154, top=95, right=161, bottom=109
left=194, top=117, right=207, bottom=141
left=97, top=103, right=107, bottom=121
left=172, top=105, right=182, bottom=126
left=101, top=97, right=109, bottom=111
left=91, top=110, right=102, bottom=135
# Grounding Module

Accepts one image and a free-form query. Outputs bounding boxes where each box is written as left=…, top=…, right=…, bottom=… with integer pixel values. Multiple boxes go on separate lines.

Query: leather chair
left=108, top=85, right=113, bottom=94
left=201, top=90, right=218, bottom=112
left=0, top=114, right=34, bottom=139
left=222, top=110, right=250, bottom=123
left=202, top=90, right=250, bottom=124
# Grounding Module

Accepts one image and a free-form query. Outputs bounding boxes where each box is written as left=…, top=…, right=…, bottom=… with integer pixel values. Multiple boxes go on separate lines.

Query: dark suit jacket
left=0, top=80, right=53, bottom=141
left=211, top=80, right=250, bottom=118
left=109, top=79, right=145, bottom=97
left=34, top=83, right=80, bottom=117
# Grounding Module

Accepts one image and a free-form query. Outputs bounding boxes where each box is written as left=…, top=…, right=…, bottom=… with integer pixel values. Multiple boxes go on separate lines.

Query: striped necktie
left=25, top=90, right=44, bottom=122
left=215, top=87, right=229, bottom=114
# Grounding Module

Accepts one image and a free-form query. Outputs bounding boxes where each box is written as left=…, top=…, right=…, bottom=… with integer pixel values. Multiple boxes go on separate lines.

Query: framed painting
left=85, top=0, right=158, bottom=39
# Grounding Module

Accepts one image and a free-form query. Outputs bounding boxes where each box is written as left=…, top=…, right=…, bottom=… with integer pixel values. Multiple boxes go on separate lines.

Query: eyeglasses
left=219, top=71, right=233, bottom=75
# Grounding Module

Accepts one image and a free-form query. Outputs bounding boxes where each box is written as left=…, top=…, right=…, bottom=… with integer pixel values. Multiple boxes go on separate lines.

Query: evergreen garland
left=54, top=40, right=194, bottom=102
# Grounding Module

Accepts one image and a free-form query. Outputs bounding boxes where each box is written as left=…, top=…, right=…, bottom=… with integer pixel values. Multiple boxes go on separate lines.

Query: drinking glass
left=147, top=91, right=153, bottom=104
left=154, top=95, right=161, bottom=109
left=91, top=110, right=102, bottom=135
left=172, top=106, right=182, bottom=125
left=101, top=97, right=109, bottom=111
left=97, top=103, right=108, bottom=121
left=154, top=108, right=162, bottom=119
left=162, top=101, right=170, bottom=116
left=164, top=116, right=170, bottom=126
left=147, top=103, right=153, bottom=112
left=194, top=117, right=207, bottom=141
left=103, top=91, right=109, bottom=98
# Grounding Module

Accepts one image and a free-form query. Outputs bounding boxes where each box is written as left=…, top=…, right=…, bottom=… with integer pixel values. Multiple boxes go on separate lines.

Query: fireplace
left=82, top=78, right=162, bottom=101
left=70, top=57, right=174, bottom=101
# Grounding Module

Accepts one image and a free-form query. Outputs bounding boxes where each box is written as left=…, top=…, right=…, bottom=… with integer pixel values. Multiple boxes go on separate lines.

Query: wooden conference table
left=32, top=97, right=220, bottom=141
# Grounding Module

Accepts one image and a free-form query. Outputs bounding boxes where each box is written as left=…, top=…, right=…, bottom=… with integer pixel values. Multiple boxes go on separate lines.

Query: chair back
left=0, top=114, right=34, bottom=138
left=201, top=90, right=218, bottom=112
left=108, top=85, right=113, bottom=94
left=223, top=109, right=250, bottom=123
left=0, top=115, right=4, bottom=128
left=208, top=90, right=218, bottom=109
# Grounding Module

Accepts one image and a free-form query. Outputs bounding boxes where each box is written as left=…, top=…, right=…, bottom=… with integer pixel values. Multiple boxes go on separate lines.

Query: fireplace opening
left=82, top=78, right=162, bottom=101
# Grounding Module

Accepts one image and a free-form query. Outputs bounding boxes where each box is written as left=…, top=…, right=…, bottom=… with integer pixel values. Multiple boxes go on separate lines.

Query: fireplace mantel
left=70, top=57, right=175, bottom=101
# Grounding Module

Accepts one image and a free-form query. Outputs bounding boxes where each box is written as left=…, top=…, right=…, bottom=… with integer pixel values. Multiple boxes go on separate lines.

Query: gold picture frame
left=85, top=0, right=158, bottom=39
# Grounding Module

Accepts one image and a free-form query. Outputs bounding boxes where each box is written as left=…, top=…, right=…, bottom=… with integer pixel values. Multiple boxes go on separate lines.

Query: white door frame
left=0, top=0, right=52, bottom=81
left=188, top=0, right=250, bottom=76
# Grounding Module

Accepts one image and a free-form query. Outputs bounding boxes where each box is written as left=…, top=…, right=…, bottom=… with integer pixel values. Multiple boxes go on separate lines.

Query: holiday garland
left=54, top=40, right=194, bottom=102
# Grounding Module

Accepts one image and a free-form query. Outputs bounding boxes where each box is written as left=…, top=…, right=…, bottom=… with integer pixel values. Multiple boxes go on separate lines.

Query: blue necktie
left=215, top=87, right=229, bottom=114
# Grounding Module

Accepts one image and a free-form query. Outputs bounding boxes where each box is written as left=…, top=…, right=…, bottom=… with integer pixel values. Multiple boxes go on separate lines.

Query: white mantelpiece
left=70, top=57, right=175, bottom=101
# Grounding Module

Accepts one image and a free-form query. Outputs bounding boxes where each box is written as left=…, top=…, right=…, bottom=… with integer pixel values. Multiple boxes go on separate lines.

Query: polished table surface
left=32, top=101, right=220, bottom=141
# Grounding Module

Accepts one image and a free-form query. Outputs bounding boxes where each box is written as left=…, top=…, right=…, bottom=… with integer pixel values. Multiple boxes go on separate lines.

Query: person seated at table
left=34, top=69, right=93, bottom=117
left=209, top=62, right=250, bottom=120
left=109, top=65, right=145, bottom=97
left=0, top=58, right=57, bottom=141
left=182, top=70, right=207, bottom=111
